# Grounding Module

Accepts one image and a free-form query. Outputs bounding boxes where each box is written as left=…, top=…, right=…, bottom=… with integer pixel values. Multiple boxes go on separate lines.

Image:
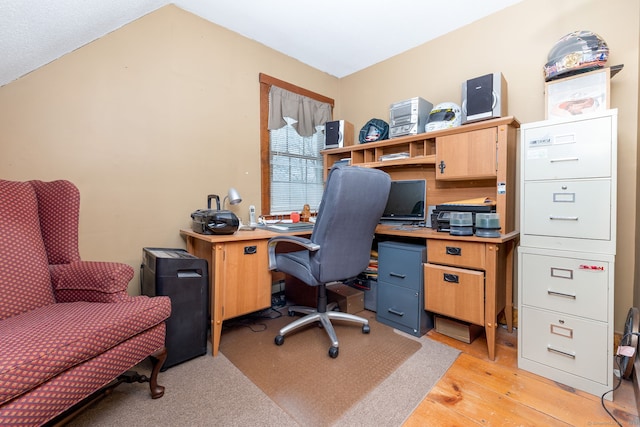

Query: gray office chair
left=268, top=166, right=391, bottom=358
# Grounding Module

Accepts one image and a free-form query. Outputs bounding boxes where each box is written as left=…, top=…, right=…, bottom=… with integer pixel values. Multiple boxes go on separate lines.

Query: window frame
left=259, top=73, right=334, bottom=216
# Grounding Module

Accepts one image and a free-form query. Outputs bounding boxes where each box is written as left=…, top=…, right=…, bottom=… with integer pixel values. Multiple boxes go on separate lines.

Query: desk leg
left=211, top=243, right=223, bottom=357
left=485, top=244, right=499, bottom=361
left=505, top=240, right=514, bottom=333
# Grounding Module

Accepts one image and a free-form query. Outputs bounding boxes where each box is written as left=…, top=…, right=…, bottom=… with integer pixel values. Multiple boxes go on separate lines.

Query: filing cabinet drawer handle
left=443, top=273, right=459, bottom=284
left=547, top=290, right=576, bottom=299
left=549, top=156, right=579, bottom=163
left=387, top=308, right=405, bottom=317
left=389, top=272, right=406, bottom=279
left=549, top=216, right=579, bottom=221
left=547, top=346, right=576, bottom=359
left=445, top=246, right=462, bottom=256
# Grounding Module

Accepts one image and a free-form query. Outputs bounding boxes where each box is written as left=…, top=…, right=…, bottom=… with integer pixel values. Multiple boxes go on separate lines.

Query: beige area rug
left=219, top=309, right=421, bottom=427
left=67, top=308, right=460, bottom=427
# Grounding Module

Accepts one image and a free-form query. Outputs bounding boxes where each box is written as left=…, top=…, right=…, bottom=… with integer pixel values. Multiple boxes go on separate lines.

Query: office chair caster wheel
left=275, top=335, right=285, bottom=346
left=362, top=324, right=370, bottom=334
left=329, top=346, right=339, bottom=358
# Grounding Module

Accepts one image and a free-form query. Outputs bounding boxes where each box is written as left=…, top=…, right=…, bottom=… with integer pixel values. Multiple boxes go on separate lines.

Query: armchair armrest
left=51, top=261, right=135, bottom=303
left=268, top=235, right=320, bottom=271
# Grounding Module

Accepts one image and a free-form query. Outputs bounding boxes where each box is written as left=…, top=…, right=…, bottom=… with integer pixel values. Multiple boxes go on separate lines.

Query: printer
left=431, top=198, right=495, bottom=232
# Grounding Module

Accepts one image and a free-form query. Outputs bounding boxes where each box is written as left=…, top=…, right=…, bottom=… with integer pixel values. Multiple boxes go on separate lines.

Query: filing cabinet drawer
left=378, top=241, right=425, bottom=291
left=523, top=115, right=612, bottom=181
left=520, top=306, right=608, bottom=385
left=424, top=263, right=484, bottom=325
left=427, top=240, right=485, bottom=270
left=522, top=179, right=611, bottom=240
left=376, top=281, right=429, bottom=337
left=520, top=251, right=610, bottom=321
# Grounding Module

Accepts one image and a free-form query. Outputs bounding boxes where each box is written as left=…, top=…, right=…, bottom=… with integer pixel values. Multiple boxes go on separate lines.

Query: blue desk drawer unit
left=376, top=241, right=433, bottom=337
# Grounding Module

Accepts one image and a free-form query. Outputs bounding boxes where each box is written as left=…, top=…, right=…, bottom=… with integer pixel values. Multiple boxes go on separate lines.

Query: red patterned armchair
left=0, top=180, right=171, bottom=426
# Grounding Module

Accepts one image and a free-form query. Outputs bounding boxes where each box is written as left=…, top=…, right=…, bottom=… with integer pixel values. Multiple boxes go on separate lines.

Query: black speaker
left=461, top=73, right=507, bottom=124
left=141, top=248, right=208, bottom=370
left=325, top=120, right=353, bottom=148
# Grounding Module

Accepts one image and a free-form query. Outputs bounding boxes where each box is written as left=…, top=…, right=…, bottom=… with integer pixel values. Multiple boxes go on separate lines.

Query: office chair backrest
left=309, top=166, right=390, bottom=283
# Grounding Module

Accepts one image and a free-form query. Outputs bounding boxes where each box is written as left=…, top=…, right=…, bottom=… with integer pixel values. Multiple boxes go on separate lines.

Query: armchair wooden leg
left=148, top=346, right=167, bottom=399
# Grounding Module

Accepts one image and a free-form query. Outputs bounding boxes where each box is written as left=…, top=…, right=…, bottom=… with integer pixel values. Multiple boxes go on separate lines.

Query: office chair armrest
left=268, top=235, right=320, bottom=270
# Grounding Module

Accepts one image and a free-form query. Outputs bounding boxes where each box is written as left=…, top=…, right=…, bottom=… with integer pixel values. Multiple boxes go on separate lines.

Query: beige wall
left=338, top=0, right=640, bottom=332
left=0, top=0, right=638, bottom=331
left=0, top=6, right=339, bottom=294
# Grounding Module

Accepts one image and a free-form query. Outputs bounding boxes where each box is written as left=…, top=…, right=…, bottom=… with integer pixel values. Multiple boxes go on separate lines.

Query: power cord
left=601, top=355, right=623, bottom=427
left=220, top=307, right=283, bottom=333
left=601, top=331, right=640, bottom=426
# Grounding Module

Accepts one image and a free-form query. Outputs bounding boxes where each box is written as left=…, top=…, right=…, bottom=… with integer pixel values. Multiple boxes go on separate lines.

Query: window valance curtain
left=268, top=86, right=333, bottom=137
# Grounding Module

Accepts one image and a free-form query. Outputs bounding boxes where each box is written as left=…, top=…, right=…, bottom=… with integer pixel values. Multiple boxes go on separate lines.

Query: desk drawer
left=378, top=241, right=425, bottom=290
left=424, top=263, right=484, bottom=325
left=377, top=281, right=425, bottom=336
left=427, top=240, right=485, bottom=270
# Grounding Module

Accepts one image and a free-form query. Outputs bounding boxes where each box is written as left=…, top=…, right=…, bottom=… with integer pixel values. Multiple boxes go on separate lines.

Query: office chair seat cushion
left=274, top=250, right=322, bottom=287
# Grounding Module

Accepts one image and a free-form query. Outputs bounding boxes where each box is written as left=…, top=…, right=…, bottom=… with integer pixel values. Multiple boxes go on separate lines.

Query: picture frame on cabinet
left=545, top=67, right=610, bottom=120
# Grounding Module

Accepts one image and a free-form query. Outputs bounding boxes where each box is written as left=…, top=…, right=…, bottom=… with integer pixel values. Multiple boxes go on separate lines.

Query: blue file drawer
left=376, top=241, right=432, bottom=337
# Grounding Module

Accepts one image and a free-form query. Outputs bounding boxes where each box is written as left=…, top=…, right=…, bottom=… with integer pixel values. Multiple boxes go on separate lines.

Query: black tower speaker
left=466, top=74, right=494, bottom=118
left=141, top=248, right=208, bottom=370
left=324, top=120, right=353, bottom=148
left=461, top=72, right=507, bottom=124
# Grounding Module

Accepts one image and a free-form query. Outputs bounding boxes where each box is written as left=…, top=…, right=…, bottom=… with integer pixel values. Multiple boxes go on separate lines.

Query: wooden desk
left=375, top=224, right=519, bottom=361
left=180, top=227, right=309, bottom=356
left=181, top=225, right=518, bottom=360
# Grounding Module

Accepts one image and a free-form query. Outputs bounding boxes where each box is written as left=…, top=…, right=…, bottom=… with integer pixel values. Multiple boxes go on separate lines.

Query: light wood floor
left=404, top=326, right=639, bottom=426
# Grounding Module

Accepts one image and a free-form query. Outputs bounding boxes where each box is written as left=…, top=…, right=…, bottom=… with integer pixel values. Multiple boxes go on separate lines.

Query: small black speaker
left=325, top=120, right=353, bottom=148
left=461, top=73, right=507, bottom=124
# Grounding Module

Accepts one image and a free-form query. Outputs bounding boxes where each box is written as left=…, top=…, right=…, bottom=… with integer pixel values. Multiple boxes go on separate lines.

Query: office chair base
left=275, top=307, right=370, bottom=358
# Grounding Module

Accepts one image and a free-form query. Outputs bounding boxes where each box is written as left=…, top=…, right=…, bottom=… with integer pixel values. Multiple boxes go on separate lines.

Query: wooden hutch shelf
left=322, top=116, right=520, bottom=234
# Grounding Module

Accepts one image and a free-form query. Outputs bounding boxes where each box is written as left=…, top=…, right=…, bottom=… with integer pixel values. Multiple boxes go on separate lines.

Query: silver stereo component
left=461, top=72, right=508, bottom=124
left=389, top=97, right=433, bottom=138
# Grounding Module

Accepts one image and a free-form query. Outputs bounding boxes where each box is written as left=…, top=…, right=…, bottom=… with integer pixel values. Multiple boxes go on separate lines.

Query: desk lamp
left=207, top=188, right=242, bottom=211
left=223, top=187, right=242, bottom=209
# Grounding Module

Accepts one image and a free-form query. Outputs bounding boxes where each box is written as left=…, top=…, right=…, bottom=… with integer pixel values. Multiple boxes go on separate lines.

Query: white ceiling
left=0, top=0, right=523, bottom=87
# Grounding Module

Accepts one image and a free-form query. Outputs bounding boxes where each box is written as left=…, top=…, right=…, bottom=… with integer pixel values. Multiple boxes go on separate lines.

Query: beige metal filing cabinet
left=518, top=109, right=618, bottom=398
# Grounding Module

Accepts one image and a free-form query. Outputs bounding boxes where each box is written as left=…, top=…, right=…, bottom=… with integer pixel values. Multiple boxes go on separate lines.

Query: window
left=259, top=74, right=335, bottom=216
left=269, top=118, right=325, bottom=214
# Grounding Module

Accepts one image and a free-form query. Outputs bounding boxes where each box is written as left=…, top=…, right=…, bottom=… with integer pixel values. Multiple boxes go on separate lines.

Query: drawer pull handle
left=547, top=290, right=576, bottom=299
left=443, top=273, right=459, bottom=284
left=549, top=157, right=579, bottom=163
left=549, top=216, right=579, bottom=221
left=547, top=346, right=576, bottom=359
left=389, top=272, right=406, bottom=279
left=445, top=246, right=462, bottom=256
left=388, top=308, right=405, bottom=317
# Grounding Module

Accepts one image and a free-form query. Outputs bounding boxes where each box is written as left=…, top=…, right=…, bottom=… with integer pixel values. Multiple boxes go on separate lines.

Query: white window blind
left=269, top=117, right=325, bottom=215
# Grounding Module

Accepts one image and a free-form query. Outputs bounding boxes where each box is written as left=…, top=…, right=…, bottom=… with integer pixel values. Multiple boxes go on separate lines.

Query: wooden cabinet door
left=220, top=240, right=272, bottom=319
left=435, top=127, right=497, bottom=180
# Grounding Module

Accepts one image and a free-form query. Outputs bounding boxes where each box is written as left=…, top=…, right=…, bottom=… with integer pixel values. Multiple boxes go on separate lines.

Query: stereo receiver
left=389, top=97, right=433, bottom=138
